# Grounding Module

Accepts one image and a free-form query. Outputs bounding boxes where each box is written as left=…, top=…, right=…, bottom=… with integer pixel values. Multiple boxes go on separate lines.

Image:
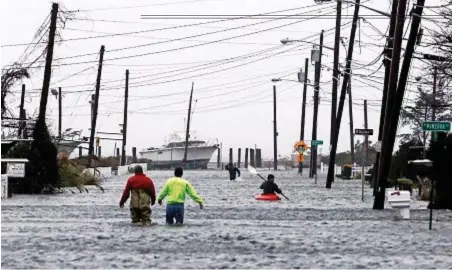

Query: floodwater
left=2, top=170, right=452, bottom=269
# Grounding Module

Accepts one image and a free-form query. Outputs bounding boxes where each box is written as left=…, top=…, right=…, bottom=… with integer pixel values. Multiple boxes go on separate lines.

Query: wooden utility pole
left=88, top=45, right=105, bottom=162
left=432, top=66, right=437, bottom=121
left=375, top=0, right=425, bottom=209
left=326, top=0, right=361, bottom=188
left=348, top=79, right=355, bottom=163
left=18, top=84, right=26, bottom=137
left=183, top=82, right=194, bottom=165
left=121, top=70, right=129, bottom=166
left=373, top=0, right=399, bottom=196
left=310, top=30, right=324, bottom=178
left=273, top=85, right=278, bottom=171
left=299, top=58, right=309, bottom=175
left=229, top=148, right=233, bottom=164
left=58, top=87, right=62, bottom=139
left=300, top=58, right=309, bottom=141
left=37, top=3, right=58, bottom=121
left=331, top=0, right=342, bottom=145
left=364, top=100, right=369, bottom=166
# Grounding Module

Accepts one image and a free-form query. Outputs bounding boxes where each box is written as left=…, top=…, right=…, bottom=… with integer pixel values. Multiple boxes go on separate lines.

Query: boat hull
left=140, top=146, right=217, bottom=169
left=55, top=140, right=84, bottom=155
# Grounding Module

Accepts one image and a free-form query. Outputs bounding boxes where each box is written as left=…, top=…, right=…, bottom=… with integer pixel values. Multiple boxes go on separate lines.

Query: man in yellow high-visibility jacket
left=158, top=167, right=204, bottom=225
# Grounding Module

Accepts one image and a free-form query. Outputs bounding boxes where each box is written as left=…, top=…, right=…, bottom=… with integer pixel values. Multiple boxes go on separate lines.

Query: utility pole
left=348, top=78, right=355, bottom=163
left=88, top=45, right=105, bottom=164
left=121, top=70, right=129, bottom=166
left=374, top=0, right=409, bottom=209
left=58, top=87, right=62, bottom=139
left=299, top=58, right=309, bottom=174
left=273, top=84, right=278, bottom=171
left=183, top=82, right=194, bottom=165
left=37, top=3, right=58, bottom=121
left=432, top=66, right=437, bottom=121
left=364, top=100, right=369, bottom=166
left=18, top=84, right=26, bottom=138
left=310, top=30, right=324, bottom=178
left=331, top=0, right=342, bottom=145
left=326, top=0, right=361, bottom=188
left=373, top=0, right=399, bottom=196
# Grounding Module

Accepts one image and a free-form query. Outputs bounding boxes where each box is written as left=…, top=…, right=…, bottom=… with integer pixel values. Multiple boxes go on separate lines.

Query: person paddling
left=225, top=162, right=241, bottom=181
left=119, top=165, right=156, bottom=225
left=260, top=174, right=282, bottom=195
left=158, top=167, right=204, bottom=225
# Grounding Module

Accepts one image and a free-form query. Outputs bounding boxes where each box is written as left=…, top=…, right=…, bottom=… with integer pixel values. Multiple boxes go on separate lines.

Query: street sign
left=422, top=121, right=451, bottom=132
left=355, top=128, right=373, bottom=135
left=311, top=140, right=324, bottom=146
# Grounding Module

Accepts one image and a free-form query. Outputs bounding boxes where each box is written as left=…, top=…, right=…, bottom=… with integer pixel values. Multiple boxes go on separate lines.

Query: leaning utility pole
left=299, top=58, right=309, bottom=174
left=183, top=82, right=194, bottom=165
left=374, top=0, right=409, bottom=209
left=58, top=87, right=62, bottom=139
left=88, top=45, right=105, bottom=162
left=348, top=78, right=356, bottom=163
left=364, top=100, right=369, bottom=166
left=310, top=30, right=324, bottom=178
left=373, top=0, right=399, bottom=196
left=18, top=84, right=26, bottom=137
left=273, top=84, right=278, bottom=171
left=121, top=70, right=129, bottom=166
left=326, top=0, right=361, bottom=188
left=330, top=0, right=342, bottom=145
left=374, top=0, right=425, bottom=209
left=37, top=3, right=58, bottom=121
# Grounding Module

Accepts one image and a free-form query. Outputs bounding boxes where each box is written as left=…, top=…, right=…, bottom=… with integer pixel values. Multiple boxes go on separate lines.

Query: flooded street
left=2, top=170, right=452, bottom=269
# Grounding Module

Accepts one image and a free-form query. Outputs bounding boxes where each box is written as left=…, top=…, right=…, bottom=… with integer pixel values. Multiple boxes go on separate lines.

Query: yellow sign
left=294, top=140, right=309, bottom=154
left=294, top=140, right=309, bottom=163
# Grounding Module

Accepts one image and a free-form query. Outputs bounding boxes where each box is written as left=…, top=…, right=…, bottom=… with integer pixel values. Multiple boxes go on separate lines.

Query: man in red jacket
left=119, top=165, right=156, bottom=225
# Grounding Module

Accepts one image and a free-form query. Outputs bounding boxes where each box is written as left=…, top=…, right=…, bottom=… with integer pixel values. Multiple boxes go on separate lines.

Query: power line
left=74, top=0, right=227, bottom=12
left=3, top=4, right=330, bottom=48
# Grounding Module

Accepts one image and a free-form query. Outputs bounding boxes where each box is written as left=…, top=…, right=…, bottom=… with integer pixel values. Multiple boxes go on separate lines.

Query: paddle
left=247, top=165, right=289, bottom=200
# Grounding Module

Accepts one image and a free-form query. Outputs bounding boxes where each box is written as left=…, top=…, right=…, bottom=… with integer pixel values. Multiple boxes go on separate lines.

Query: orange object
left=294, top=140, right=309, bottom=155
left=296, top=154, right=304, bottom=162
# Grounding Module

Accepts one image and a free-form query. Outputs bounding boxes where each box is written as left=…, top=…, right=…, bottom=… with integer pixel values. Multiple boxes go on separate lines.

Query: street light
left=272, top=78, right=314, bottom=86
left=281, top=38, right=334, bottom=51
left=340, top=0, right=391, bottom=17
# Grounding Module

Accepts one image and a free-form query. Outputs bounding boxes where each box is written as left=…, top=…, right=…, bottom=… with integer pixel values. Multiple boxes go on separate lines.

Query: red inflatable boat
left=255, top=193, right=281, bottom=201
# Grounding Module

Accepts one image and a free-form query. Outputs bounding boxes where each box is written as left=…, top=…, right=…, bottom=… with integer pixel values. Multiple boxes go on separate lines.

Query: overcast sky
left=1, top=0, right=443, bottom=161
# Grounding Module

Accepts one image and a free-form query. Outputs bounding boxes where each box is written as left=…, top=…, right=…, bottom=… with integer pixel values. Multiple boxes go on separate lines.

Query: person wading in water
left=225, top=162, right=241, bottom=181
left=158, top=167, right=203, bottom=225
left=119, top=165, right=156, bottom=225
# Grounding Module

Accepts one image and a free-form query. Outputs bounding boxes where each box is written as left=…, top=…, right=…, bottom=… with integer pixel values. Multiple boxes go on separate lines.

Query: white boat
left=140, top=133, right=219, bottom=169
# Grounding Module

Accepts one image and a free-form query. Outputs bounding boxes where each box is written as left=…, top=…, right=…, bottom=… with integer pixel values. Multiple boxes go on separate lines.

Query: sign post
left=421, top=121, right=450, bottom=230
left=355, top=128, right=373, bottom=201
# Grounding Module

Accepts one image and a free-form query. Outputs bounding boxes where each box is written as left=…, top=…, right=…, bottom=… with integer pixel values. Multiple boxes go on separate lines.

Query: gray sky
left=1, top=0, right=443, bottom=160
